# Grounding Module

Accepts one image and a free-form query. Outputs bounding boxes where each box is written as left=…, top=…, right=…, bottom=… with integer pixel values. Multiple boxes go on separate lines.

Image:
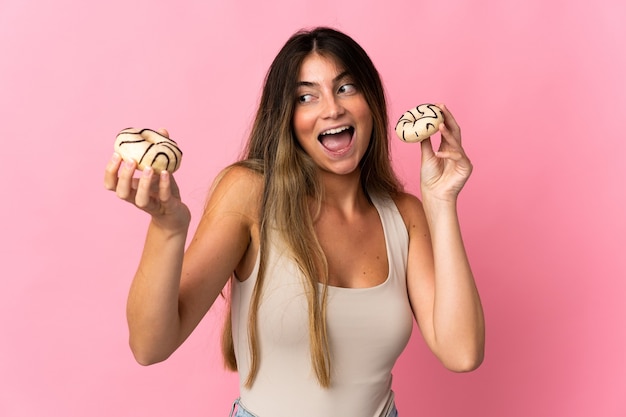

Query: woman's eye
left=338, top=83, right=357, bottom=95
left=298, top=94, right=314, bottom=104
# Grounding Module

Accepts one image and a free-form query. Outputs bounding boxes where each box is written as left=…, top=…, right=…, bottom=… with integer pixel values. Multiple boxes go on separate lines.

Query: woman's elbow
left=132, top=352, right=168, bottom=367
left=445, top=354, right=484, bottom=373
left=129, top=339, right=172, bottom=366
left=442, top=349, right=485, bottom=373
left=440, top=344, right=485, bottom=372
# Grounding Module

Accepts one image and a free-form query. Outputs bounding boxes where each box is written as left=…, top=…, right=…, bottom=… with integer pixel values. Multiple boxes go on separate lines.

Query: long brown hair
left=222, top=27, right=403, bottom=388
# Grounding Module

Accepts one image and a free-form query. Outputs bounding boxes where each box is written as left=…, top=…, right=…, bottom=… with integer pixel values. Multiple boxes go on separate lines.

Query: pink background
left=1, top=0, right=624, bottom=416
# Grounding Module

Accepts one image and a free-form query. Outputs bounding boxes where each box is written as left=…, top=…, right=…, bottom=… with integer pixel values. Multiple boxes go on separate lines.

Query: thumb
left=156, top=128, right=170, bottom=138
left=420, top=137, right=436, bottom=160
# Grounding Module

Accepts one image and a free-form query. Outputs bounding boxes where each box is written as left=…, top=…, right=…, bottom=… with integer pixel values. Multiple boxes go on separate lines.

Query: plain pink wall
left=1, top=0, right=624, bottom=416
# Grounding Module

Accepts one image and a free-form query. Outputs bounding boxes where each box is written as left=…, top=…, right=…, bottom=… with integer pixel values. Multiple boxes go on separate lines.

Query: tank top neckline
left=241, top=194, right=396, bottom=292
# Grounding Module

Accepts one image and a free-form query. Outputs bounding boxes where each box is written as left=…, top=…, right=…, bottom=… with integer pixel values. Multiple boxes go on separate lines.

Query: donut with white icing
left=114, top=128, right=182, bottom=173
left=395, top=104, right=444, bottom=143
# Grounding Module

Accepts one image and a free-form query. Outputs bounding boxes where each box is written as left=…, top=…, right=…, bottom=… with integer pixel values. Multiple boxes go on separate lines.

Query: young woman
left=104, top=27, right=484, bottom=417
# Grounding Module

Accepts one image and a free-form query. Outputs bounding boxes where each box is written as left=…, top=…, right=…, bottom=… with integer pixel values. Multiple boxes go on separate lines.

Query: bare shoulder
left=183, top=163, right=263, bottom=286
left=391, top=192, right=429, bottom=237
left=211, top=163, right=263, bottom=195
left=177, top=164, right=263, bottom=324
left=205, top=163, right=263, bottom=221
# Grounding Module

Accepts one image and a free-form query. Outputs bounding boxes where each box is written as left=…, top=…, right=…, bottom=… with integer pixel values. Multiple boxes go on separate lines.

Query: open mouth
left=318, top=126, right=355, bottom=152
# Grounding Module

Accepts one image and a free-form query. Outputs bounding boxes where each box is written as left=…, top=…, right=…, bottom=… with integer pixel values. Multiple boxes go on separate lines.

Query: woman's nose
left=322, top=95, right=345, bottom=119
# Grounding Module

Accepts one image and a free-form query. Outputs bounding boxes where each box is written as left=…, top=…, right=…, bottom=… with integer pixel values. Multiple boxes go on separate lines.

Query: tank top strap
left=370, top=194, right=409, bottom=284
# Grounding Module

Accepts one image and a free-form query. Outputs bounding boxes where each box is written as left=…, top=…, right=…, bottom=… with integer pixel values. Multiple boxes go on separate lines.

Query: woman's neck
left=316, top=168, right=369, bottom=217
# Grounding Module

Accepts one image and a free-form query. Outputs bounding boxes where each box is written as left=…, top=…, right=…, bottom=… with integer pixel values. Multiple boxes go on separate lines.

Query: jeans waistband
left=228, top=395, right=398, bottom=417
left=229, top=398, right=257, bottom=417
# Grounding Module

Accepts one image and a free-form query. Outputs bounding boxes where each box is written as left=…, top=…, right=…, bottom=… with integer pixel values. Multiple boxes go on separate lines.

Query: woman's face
left=292, top=53, right=373, bottom=177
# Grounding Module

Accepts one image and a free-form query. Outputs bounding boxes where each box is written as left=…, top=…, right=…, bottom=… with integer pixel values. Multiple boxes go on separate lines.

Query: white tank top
left=231, top=195, right=413, bottom=417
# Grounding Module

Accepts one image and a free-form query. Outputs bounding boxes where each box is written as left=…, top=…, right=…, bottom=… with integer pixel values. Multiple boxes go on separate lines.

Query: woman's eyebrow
left=333, top=71, right=350, bottom=83
left=296, top=71, right=351, bottom=88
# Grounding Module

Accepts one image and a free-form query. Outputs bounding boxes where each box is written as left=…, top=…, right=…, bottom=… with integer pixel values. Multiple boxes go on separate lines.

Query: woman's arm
left=105, top=147, right=259, bottom=365
left=401, top=105, right=485, bottom=371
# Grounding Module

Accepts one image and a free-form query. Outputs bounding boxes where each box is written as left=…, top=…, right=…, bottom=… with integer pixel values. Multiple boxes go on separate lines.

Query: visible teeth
left=321, top=126, right=350, bottom=135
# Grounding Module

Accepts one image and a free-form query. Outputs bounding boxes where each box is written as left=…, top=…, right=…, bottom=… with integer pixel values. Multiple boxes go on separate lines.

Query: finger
left=104, top=153, right=122, bottom=190
left=158, top=171, right=173, bottom=203
left=435, top=143, right=473, bottom=170
left=115, top=159, right=137, bottom=200
left=167, top=172, right=182, bottom=199
left=435, top=149, right=465, bottom=162
left=130, top=177, right=141, bottom=191
left=135, top=167, right=155, bottom=208
left=156, top=128, right=169, bottom=138
left=438, top=121, right=462, bottom=150
left=437, top=103, right=461, bottom=143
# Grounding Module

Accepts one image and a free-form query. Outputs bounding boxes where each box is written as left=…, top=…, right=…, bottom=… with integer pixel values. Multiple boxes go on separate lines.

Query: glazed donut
left=114, top=128, right=182, bottom=173
left=395, top=104, right=444, bottom=143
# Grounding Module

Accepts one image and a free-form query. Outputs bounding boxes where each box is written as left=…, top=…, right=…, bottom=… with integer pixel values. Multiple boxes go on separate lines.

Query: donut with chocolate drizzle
left=395, top=104, right=444, bottom=143
left=114, top=128, right=182, bottom=174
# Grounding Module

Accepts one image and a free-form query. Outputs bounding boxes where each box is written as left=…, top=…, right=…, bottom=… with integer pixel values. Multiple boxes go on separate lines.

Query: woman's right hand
left=104, top=129, right=191, bottom=233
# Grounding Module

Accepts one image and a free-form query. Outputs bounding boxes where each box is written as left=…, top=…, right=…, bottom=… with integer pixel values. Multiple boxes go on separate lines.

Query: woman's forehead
left=297, top=53, right=348, bottom=83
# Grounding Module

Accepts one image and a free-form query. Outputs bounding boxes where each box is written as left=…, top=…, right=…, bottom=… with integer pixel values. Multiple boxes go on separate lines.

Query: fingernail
left=112, top=152, right=121, bottom=162
left=142, top=166, right=153, bottom=177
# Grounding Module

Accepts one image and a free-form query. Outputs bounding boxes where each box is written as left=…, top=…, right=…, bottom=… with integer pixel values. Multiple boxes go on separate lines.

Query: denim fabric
left=229, top=399, right=257, bottom=417
left=228, top=398, right=398, bottom=417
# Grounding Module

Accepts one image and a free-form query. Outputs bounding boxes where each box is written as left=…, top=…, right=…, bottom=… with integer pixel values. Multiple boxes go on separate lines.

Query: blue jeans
left=229, top=398, right=399, bottom=417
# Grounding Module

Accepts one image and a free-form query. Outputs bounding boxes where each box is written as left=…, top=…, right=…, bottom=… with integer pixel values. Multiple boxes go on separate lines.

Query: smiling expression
left=292, top=53, right=374, bottom=177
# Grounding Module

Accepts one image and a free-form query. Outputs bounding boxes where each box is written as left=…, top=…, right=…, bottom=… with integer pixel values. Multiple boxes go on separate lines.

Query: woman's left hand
left=419, top=104, right=473, bottom=202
